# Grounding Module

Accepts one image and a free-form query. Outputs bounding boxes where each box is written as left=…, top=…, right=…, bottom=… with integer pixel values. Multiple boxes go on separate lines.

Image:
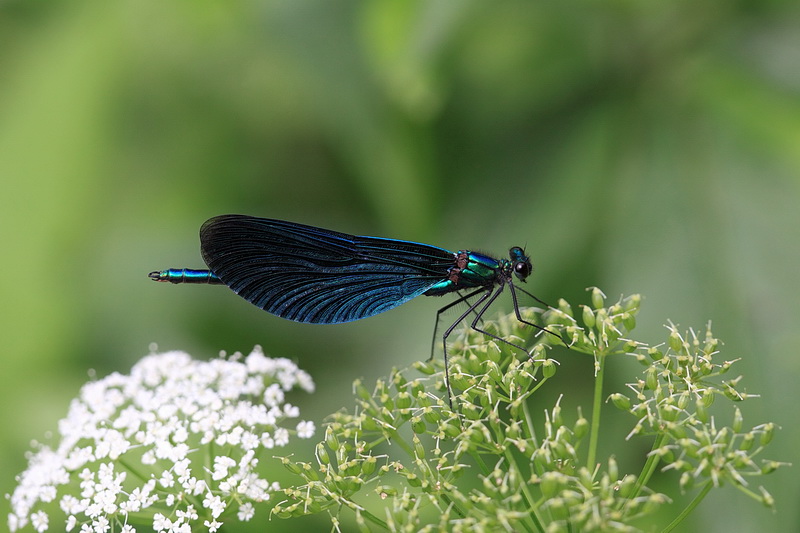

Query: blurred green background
left=1, top=1, right=798, bottom=531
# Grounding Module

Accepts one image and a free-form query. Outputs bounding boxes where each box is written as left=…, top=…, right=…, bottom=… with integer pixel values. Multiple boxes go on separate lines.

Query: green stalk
left=586, top=352, right=606, bottom=469
left=503, top=446, right=544, bottom=533
left=353, top=505, right=390, bottom=530
left=660, top=481, right=712, bottom=533
left=617, top=433, right=667, bottom=514
left=634, top=433, right=667, bottom=496
left=521, top=395, right=540, bottom=447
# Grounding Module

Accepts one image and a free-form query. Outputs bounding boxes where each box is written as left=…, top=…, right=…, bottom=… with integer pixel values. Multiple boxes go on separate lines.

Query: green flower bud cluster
left=278, top=351, right=661, bottom=532
left=543, top=289, right=642, bottom=356
left=608, top=322, right=785, bottom=510
left=275, top=291, right=783, bottom=531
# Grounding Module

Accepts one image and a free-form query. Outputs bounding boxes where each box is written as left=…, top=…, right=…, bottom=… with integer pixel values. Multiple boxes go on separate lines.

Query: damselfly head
left=508, top=246, right=532, bottom=281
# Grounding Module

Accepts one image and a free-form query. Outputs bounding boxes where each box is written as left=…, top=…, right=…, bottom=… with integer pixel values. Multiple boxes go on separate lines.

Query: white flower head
left=237, top=502, right=255, bottom=521
left=296, top=420, right=316, bottom=439
left=7, top=347, right=316, bottom=532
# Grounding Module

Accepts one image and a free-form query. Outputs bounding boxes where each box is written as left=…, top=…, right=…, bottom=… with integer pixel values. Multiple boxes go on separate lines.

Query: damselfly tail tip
left=149, top=271, right=166, bottom=281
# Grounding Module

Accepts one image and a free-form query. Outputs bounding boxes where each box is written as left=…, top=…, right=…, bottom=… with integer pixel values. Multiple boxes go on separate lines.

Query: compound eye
left=514, top=261, right=531, bottom=278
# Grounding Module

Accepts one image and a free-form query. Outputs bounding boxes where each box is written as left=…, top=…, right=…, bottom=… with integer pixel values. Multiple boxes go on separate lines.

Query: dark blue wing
left=199, top=215, right=455, bottom=324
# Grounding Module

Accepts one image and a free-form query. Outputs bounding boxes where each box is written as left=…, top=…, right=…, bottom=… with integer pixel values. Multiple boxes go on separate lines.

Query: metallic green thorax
left=423, top=247, right=532, bottom=296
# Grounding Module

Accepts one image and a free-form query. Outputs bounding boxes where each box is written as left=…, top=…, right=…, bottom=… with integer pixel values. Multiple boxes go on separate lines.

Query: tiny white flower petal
left=283, top=403, right=300, bottom=418
left=159, top=470, right=174, bottom=488
left=152, top=513, right=170, bottom=532
left=237, top=502, right=255, bottom=521
left=92, top=515, right=110, bottom=533
left=274, top=428, right=289, bottom=447
left=173, top=458, right=191, bottom=477
left=263, top=384, right=284, bottom=408
left=204, top=520, right=222, bottom=532
left=296, top=370, right=315, bottom=393
left=202, top=494, right=226, bottom=519
left=296, top=420, right=316, bottom=439
left=8, top=513, right=21, bottom=532
left=31, top=510, right=48, bottom=532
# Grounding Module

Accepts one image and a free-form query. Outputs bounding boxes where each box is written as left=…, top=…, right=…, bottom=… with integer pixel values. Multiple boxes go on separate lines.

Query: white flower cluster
left=7, top=346, right=316, bottom=532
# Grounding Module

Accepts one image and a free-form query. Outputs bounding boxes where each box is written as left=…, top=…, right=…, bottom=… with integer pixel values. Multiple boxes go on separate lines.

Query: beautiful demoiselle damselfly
left=150, top=215, right=562, bottom=404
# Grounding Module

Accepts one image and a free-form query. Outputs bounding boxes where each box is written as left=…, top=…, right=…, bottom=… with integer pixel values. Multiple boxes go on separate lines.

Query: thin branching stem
left=661, top=481, right=712, bottom=533
left=586, top=351, right=606, bottom=469
left=636, top=433, right=667, bottom=495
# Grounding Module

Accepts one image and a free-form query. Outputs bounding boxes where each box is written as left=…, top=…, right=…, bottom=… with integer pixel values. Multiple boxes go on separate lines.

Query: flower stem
left=636, top=434, right=667, bottom=495
left=660, top=481, right=712, bottom=533
left=586, top=352, right=606, bottom=469
left=504, top=446, right=544, bottom=532
left=521, top=397, right=540, bottom=447
left=616, top=432, right=667, bottom=515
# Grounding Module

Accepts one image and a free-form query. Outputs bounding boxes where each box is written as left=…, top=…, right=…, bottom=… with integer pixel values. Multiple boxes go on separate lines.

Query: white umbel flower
left=7, top=346, right=315, bottom=532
